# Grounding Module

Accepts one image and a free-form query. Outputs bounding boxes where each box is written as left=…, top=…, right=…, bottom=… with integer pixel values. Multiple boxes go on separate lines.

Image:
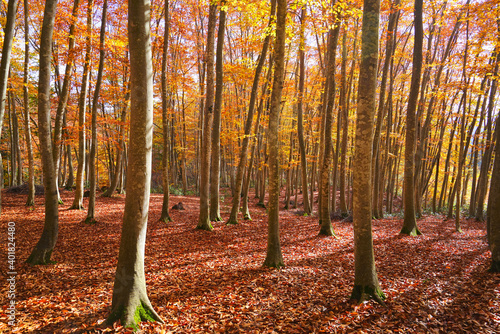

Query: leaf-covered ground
left=0, top=189, right=499, bottom=333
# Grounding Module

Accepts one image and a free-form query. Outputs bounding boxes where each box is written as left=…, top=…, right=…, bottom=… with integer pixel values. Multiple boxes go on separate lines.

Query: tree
left=487, top=114, right=500, bottom=272
left=86, top=0, right=108, bottom=224
left=23, top=0, right=36, bottom=206
left=263, top=0, right=286, bottom=269
left=197, top=3, right=217, bottom=231
left=400, top=0, right=423, bottom=236
left=70, top=0, right=93, bottom=210
left=226, top=0, right=276, bottom=225
left=297, top=4, right=311, bottom=216
left=52, top=0, right=82, bottom=204
left=318, top=21, right=339, bottom=237
left=209, top=2, right=227, bottom=222
left=26, top=0, right=59, bottom=265
left=0, top=0, right=19, bottom=214
left=106, top=0, right=163, bottom=328
left=160, top=0, right=172, bottom=223
left=350, top=0, right=385, bottom=304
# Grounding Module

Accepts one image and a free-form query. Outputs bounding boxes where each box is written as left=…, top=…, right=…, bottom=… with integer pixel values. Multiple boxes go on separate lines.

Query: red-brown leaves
left=0, top=190, right=499, bottom=333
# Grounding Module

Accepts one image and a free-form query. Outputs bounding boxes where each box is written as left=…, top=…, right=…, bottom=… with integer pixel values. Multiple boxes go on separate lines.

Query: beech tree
left=209, top=2, right=226, bottom=222
left=351, top=0, right=385, bottom=304
left=70, top=0, right=93, bottom=210
left=23, top=0, right=35, bottom=206
left=263, top=0, right=286, bottom=269
left=227, top=0, right=276, bottom=225
left=0, top=0, right=19, bottom=214
left=487, top=114, right=500, bottom=272
left=197, top=3, right=217, bottom=231
left=86, top=0, right=108, bottom=224
left=160, top=0, right=171, bottom=223
left=26, top=0, right=59, bottom=265
left=106, top=0, right=163, bottom=327
left=400, top=0, right=423, bottom=236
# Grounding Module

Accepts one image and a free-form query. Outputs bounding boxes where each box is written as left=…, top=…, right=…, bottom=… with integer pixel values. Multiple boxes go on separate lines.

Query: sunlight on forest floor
left=0, top=190, right=499, bottom=333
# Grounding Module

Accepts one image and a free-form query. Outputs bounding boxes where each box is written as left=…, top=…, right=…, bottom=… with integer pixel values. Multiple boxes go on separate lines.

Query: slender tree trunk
left=86, top=0, right=107, bottom=224
left=102, top=103, right=129, bottom=197
left=227, top=0, right=276, bottom=224
left=476, top=33, right=499, bottom=221
left=0, top=0, right=19, bottom=214
left=197, top=3, right=217, bottom=231
left=319, top=23, right=339, bottom=237
left=23, top=0, right=35, bottom=206
left=65, top=142, right=74, bottom=189
left=488, top=113, right=500, bottom=271
left=351, top=0, right=385, bottom=305
left=10, top=91, right=22, bottom=186
left=297, top=5, right=310, bottom=215
left=339, top=28, right=348, bottom=216
left=263, top=0, right=286, bottom=268
left=106, top=0, right=163, bottom=327
left=26, top=0, right=59, bottom=265
left=372, top=0, right=399, bottom=218
left=53, top=0, right=82, bottom=204
left=209, top=4, right=226, bottom=222
left=70, top=0, right=93, bottom=210
left=401, top=0, right=423, bottom=236
left=160, top=0, right=171, bottom=223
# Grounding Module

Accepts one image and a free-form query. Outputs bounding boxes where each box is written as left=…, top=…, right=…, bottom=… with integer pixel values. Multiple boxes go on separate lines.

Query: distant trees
left=0, top=0, right=498, bottom=322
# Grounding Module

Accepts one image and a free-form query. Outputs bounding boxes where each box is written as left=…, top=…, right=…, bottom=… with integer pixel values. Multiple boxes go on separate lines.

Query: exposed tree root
left=350, top=284, right=386, bottom=306
left=26, top=248, right=55, bottom=265
left=106, top=298, right=163, bottom=330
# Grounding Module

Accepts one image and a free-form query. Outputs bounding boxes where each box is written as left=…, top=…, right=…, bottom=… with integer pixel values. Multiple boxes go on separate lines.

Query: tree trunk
left=197, top=3, right=217, bottom=231
left=401, top=0, right=423, bottom=236
left=106, top=0, right=163, bottom=327
left=70, top=0, right=93, bottom=210
left=23, top=0, right=35, bottom=206
left=86, top=0, right=107, bottom=224
left=372, top=0, right=399, bottom=219
left=351, top=0, right=385, bottom=305
left=65, top=142, right=74, bottom=189
left=227, top=0, right=276, bottom=225
left=26, top=0, right=59, bottom=265
left=160, top=0, right=171, bottom=223
left=0, top=0, right=19, bottom=214
left=102, top=103, right=129, bottom=197
left=9, top=90, right=22, bottom=186
left=263, top=0, right=286, bottom=269
left=209, top=4, right=226, bottom=222
left=297, top=5, right=310, bottom=215
left=53, top=0, right=82, bottom=205
left=319, top=24, right=339, bottom=237
left=488, top=113, right=500, bottom=271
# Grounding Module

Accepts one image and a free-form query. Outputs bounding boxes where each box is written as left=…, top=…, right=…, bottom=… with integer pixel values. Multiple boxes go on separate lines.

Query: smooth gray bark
left=0, top=0, right=19, bottom=214
left=86, top=0, right=108, bottom=224
left=26, top=0, right=59, bottom=265
left=263, top=0, right=286, bottom=269
left=106, top=0, right=163, bottom=328
left=351, top=0, right=385, bottom=305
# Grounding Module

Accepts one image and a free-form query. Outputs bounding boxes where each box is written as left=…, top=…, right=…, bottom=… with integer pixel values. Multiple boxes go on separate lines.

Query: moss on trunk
left=400, top=225, right=422, bottom=236
left=106, top=300, right=162, bottom=331
left=350, top=284, right=386, bottom=305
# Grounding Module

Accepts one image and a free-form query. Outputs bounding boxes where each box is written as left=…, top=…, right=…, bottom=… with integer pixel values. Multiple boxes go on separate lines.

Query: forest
left=0, top=0, right=499, bottom=332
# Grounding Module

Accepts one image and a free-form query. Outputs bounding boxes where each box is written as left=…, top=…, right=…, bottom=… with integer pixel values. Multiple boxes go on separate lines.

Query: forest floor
left=0, top=188, right=499, bottom=333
